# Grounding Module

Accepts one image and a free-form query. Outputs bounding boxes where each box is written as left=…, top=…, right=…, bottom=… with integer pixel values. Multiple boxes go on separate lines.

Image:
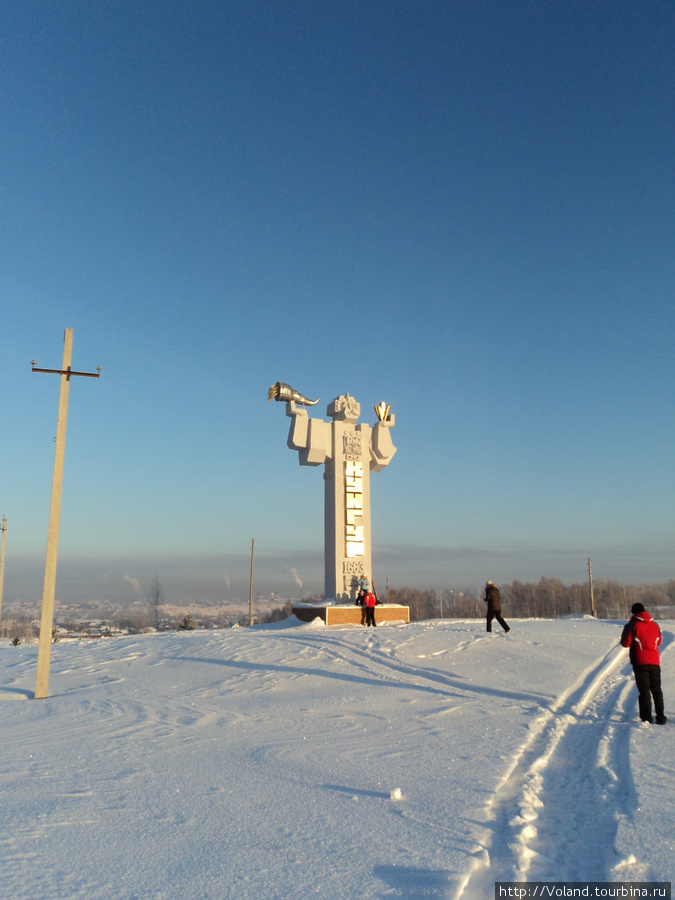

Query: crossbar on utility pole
left=33, top=329, right=101, bottom=699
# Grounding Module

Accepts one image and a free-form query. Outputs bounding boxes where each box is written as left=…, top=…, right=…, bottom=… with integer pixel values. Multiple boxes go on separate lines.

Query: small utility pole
left=0, top=516, right=7, bottom=626
left=33, top=329, right=101, bottom=699
left=248, top=539, right=255, bottom=626
left=588, top=558, right=596, bottom=618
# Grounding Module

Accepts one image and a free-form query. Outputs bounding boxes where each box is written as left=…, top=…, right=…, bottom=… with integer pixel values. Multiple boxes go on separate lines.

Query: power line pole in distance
left=248, top=539, right=255, bottom=626
left=0, top=516, right=7, bottom=626
left=588, top=557, right=596, bottom=618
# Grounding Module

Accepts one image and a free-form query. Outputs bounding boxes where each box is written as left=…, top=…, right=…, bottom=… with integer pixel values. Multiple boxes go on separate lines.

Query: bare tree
left=146, top=574, right=164, bottom=629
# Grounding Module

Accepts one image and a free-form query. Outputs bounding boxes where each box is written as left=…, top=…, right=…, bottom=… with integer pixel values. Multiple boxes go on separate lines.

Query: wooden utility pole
left=33, top=329, right=101, bottom=699
left=248, top=539, right=255, bottom=626
left=588, top=558, right=596, bottom=617
left=0, top=516, right=7, bottom=626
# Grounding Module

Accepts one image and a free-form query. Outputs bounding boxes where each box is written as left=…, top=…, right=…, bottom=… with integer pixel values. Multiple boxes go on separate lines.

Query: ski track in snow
left=456, top=644, right=643, bottom=897
left=247, top=624, right=673, bottom=895
left=1, top=620, right=671, bottom=900
left=164, top=624, right=666, bottom=895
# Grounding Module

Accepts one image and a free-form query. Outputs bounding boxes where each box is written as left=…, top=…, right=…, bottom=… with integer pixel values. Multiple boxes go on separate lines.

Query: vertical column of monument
left=325, top=416, right=349, bottom=601
left=325, top=416, right=373, bottom=603
left=354, top=423, right=372, bottom=598
left=323, top=424, right=338, bottom=601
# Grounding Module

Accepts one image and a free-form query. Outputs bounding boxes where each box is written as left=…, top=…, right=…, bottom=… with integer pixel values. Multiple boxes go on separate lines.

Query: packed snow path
left=0, top=617, right=672, bottom=900
left=459, top=645, right=637, bottom=896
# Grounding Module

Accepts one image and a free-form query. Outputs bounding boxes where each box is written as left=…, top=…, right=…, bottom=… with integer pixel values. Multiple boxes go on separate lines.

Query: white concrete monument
left=269, top=383, right=396, bottom=602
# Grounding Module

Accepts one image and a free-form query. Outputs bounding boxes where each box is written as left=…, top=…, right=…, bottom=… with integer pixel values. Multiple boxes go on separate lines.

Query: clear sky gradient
left=1, top=2, right=673, bottom=607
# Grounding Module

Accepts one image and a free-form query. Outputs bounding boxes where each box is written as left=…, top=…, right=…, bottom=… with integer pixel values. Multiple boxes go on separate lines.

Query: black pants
left=633, top=664, right=665, bottom=723
left=365, top=607, right=376, bottom=627
left=486, top=610, right=509, bottom=633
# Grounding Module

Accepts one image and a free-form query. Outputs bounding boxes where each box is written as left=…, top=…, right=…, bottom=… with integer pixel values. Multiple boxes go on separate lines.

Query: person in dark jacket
left=484, top=581, right=510, bottom=633
left=355, top=578, right=368, bottom=625
left=620, top=603, right=666, bottom=724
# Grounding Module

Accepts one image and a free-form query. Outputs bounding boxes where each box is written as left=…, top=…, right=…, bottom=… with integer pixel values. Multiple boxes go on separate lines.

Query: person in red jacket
left=363, top=591, right=377, bottom=627
left=620, top=603, right=667, bottom=725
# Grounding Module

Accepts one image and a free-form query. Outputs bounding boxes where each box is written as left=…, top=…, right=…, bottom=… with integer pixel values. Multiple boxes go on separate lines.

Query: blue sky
left=1, top=1, right=673, bottom=607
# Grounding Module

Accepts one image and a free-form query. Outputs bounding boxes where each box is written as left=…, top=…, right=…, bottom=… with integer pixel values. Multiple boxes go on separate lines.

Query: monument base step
left=292, top=604, right=410, bottom=626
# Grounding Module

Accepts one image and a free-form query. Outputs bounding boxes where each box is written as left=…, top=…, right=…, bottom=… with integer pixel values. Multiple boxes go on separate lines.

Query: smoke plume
left=283, top=566, right=303, bottom=593
left=123, top=575, right=142, bottom=596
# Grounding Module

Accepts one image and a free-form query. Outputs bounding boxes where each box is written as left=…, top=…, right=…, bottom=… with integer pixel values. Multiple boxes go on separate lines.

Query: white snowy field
left=0, top=616, right=672, bottom=900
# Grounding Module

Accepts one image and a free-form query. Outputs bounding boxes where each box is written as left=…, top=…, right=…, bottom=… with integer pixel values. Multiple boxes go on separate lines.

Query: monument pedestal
left=292, top=604, right=410, bottom=626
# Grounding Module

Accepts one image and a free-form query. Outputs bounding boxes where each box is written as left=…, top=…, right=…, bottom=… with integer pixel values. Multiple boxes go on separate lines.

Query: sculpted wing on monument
left=268, top=382, right=320, bottom=406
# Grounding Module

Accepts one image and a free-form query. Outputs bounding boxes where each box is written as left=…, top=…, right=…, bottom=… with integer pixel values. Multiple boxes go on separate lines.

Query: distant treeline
left=382, top=578, right=675, bottom=622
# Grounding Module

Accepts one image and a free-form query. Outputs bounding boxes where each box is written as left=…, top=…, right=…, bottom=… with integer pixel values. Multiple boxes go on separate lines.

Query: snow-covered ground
left=0, top=616, right=672, bottom=900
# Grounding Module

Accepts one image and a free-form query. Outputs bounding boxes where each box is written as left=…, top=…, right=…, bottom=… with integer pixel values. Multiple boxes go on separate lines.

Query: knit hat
left=631, top=602, right=645, bottom=615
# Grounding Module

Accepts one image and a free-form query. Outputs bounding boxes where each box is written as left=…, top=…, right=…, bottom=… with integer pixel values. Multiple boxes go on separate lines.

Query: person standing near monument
left=363, top=590, right=377, bottom=627
left=620, top=603, right=667, bottom=724
left=484, top=581, right=510, bottom=633
left=355, top=577, right=366, bottom=624
left=355, top=575, right=371, bottom=624
left=357, top=575, right=370, bottom=596
left=355, top=575, right=370, bottom=605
